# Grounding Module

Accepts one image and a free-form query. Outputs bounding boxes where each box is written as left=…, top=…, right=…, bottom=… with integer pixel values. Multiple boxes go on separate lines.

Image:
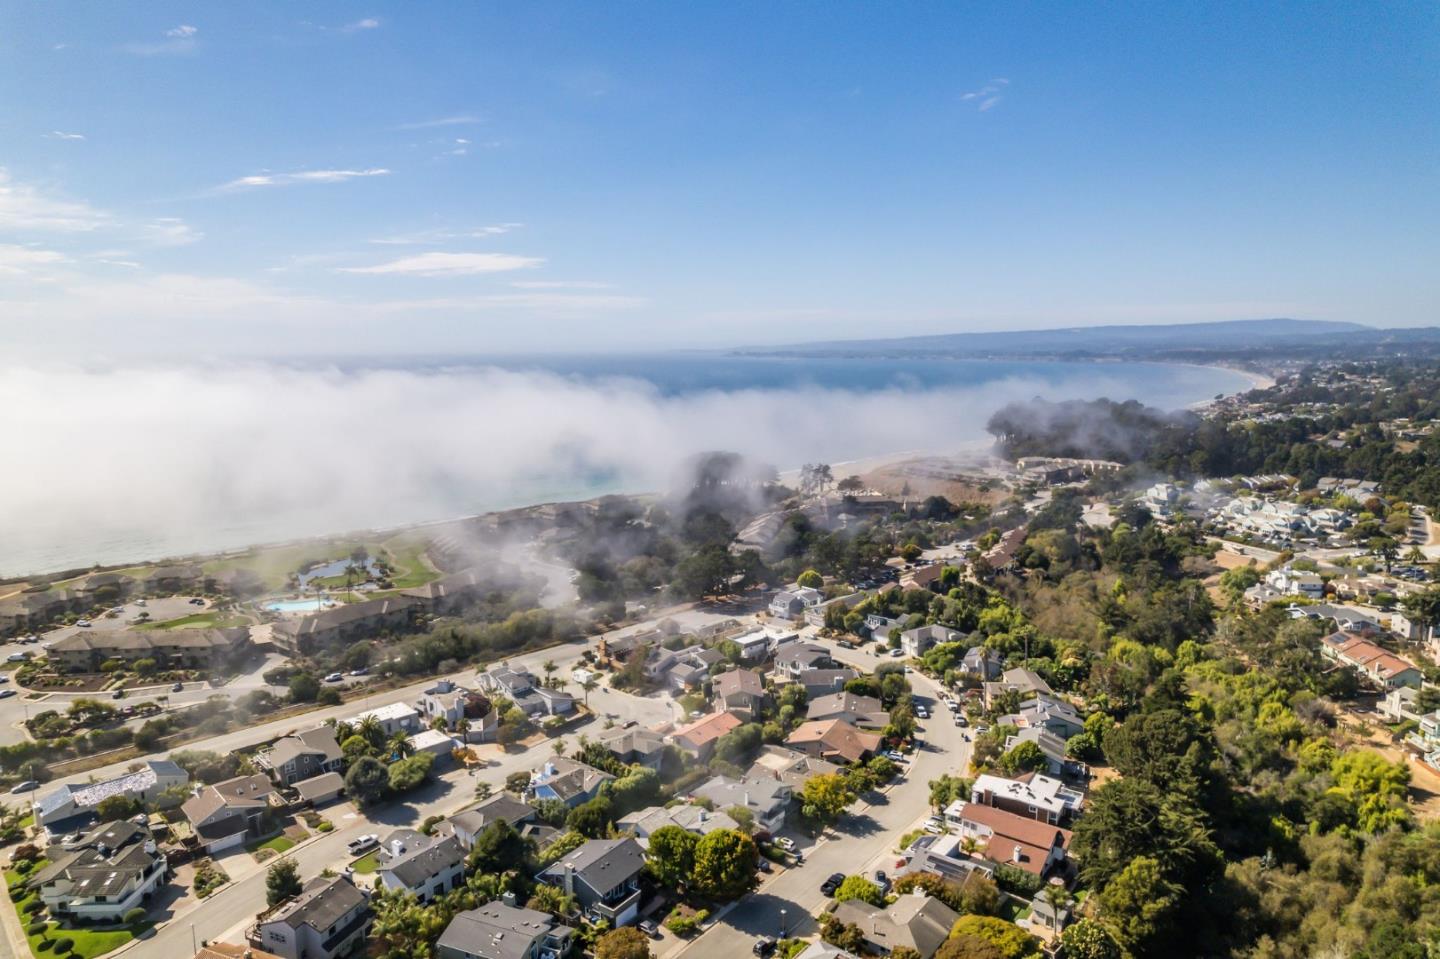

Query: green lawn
left=381, top=536, right=440, bottom=589
left=8, top=859, right=148, bottom=959
left=136, top=611, right=252, bottom=630
left=248, top=835, right=295, bottom=856
left=351, top=850, right=381, bottom=874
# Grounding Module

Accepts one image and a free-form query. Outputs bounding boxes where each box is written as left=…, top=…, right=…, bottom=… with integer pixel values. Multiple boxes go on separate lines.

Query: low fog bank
left=1, top=362, right=1176, bottom=577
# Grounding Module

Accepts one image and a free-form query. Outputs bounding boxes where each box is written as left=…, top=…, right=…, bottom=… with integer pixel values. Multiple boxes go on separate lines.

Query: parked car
left=775, top=837, right=797, bottom=851
left=753, top=938, right=777, bottom=957
left=134, top=599, right=147, bottom=607
left=0, top=689, right=15, bottom=699
left=820, top=873, right=846, bottom=896
left=347, top=834, right=379, bottom=855
left=638, top=920, right=660, bottom=939
left=189, top=598, right=206, bottom=606
left=915, top=705, right=929, bottom=719
left=9, top=780, right=38, bottom=794
left=172, top=681, right=185, bottom=692
left=874, top=870, right=890, bottom=893
left=5, top=653, right=26, bottom=663
left=757, top=857, right=772, bottom=873
left=0, top=674, right=9, bottom=683
left=885, top=749, right=905, bottom=762
left=349, top=667, right=368, bottom=676
left=924, top=817, right=947, bottom=834
left=76, top=619, right=91, bottom=628
left=324, top=672, right=344, bottom=682
left=889, top=648, right=904, bottom=657
left=111, top=688, right=125, bottom=699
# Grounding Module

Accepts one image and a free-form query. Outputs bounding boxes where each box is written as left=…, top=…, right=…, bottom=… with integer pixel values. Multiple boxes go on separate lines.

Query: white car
left=347, top=834, right=379, bottom=855
left=6, top=653, right=27, bottom=663
left=923, top=817, right=946, bottom=834
left=915, top=705, right=929, bottom=719
left=0, top=689, right=15, bottom=699
left=324, top=672, right=344, bottom=682
left=885, top=749, right=905, bottom=762
left=75, top=619, right=91, bottom=628
left=775, top=837, right=797, bottom=852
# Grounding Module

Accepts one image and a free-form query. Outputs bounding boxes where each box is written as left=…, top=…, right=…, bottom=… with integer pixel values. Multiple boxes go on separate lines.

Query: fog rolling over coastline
left=0, top=358, right=1246, bottom=577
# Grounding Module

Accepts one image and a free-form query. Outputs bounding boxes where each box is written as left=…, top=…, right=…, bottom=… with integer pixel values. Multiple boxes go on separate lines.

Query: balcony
left=589, top=887, right=641, bottom=923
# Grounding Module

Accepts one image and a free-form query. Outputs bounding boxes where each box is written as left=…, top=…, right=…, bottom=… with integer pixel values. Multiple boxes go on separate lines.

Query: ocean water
left=0, top=355, right=1249, bottom=578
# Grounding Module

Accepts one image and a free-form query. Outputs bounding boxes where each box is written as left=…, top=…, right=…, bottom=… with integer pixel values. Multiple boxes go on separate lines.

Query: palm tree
left=542, top=660, right=557, bottom=688
left=357, top=715, right=385, bottom=749
left=455, top=718, right=472, bottom=744
left=390, top=730, right=415, bottom=759
left=552, top=738, right=567, bottom=757
left=1405, top=545, right=1428, bottom=565
left=581, top=675, right=599, bottom=706
left=431, top=716, right=449, bottom=732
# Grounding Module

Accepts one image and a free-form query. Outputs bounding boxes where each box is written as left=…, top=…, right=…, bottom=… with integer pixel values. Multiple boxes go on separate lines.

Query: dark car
left=820, top=872, right=845, bottom=896
left=757, top=857, right=772, bottom=873
left=111, top=688, right=125, bottom=699
left=753, top=938, right=777, bottom=957
left=172, top=681, right=185, bottom=692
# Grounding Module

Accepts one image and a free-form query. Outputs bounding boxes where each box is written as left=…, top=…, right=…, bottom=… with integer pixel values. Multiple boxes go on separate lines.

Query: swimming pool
left=264, top=598, right=331, bottom=613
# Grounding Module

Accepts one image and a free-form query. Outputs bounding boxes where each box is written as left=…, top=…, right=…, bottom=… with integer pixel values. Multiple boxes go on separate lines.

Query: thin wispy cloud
left=369, top=224, right=523, bottom=245
left=142, top=217, right=203, bottom=247
left=215, top=168, right=390, bottom=192
left=126, top=25, right=199, bottom=56
left=510, top=280, right=612, bottom=290
left=338, top=252, right=543, bottom=276
left=0, top=169, right=111, bottom=233
left=397, top=115, right=483, bottom=130
left=46, top=131, right=86, bottom=141
left=342, top=18, right=381, bottom=32
left=0, top=245, right=71, bottom=275
left=961, top=78, right=1009, bottom=111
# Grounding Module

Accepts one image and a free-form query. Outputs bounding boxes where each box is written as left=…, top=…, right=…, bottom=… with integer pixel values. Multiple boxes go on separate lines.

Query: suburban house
left=536, top=837, right=646, bottom=927
left=900, top=624, right=962, bottom=658
left=376, top=833, right=468, bottom=902
left=529, top=757, right=614, bottom=807
left=786, top=719, right=882, bottom=764
left=595, top=629, right=661, bottom=665
left=797, top=668, right=859, bottom=699
left=436, top=902, right=574, bottom=959
left=1002, top=694, right=1085, bottom=739
left=617, top=804, right=740, bottom=845
left=34, top=759, right=188, bottom=832
left=1002, top=727, right=1081, bottom=778
left=1320, top=631, right=1423, bottom=689
left=769, top=586, right=824, bottom=620
left=692, top=775, right=793, bottom=833
left=27, top=820, right=168, bottom=922
left=419, top=680, right=496, bottom=741
left=961, top=647, right=1005, bottom=682
left=351, top=702, right=423, bottom=737
left=260, top=727, right=344, bottom=787
left=806, top=691, right=889, bottom=728
left=182, top=774, right=279, bottom=854
left=713, top=669, right=767, bottom=717
left=900, top=832, right=997, bottom=888
left=270, top=595, right=422, bottom=656
left=0, top=589, right=78, bottom=636
left=983, top=668, right=1054, bottom=709
left=251, top=875, right=372, bottom=959
left=1264, top=566, right=1326, bottom=599
left=831, top=891, right=961, bottom=959
left=900, top=564, right=948, bottom=593
left=1021, top=893, right=1073, bottom=943
left=774, top=643, right=835, bottom=678
left=294, top=773, right=345, bottom=807
left=672, top=710, right=744, bottom=761
left=48, top=627, right=251, bottom=673
left=952, top=802, right=1072, bottom=877
left=592, top=724, right=668, bottom=770
left=411, top=729, right=459, bottom=759
left=729, top=628, right=777, bottom=663
left=648, top=645, right=724, bottom=691
left=864, top=615, right=904, bottom=645
left=805, top=592, right=864, bottom=628
left=959, top=772, right=1085, bottom=825
left=746, top=745, right=843, bottom=789
left=438, top=795, right=537, bottom=850
left=478, top=663, right=574, bottom=716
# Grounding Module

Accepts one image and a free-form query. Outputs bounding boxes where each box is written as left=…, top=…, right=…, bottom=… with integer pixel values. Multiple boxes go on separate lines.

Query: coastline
left=2, top=358, right=1255, bottom=583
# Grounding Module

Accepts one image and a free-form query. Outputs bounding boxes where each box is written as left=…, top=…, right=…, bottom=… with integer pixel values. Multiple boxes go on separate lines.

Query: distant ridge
left=742, top=318, right=1371, bottom=357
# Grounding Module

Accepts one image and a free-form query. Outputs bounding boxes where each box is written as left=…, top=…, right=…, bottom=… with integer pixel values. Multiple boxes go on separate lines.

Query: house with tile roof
left=672, top=710, right=744, bottom=760
left=951, top=802, right=1072, bottom=877
left=785, top=719, right=882, bottom=764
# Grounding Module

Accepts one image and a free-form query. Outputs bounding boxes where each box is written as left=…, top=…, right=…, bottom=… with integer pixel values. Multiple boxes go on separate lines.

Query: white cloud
left=342, top=17, right=380, bottom=31
left=369, top=224, right=523, bottom=245
left=961, top=78, right=1009, bottom=110
left=510, top=280, right=612, bottom=290
left=46, top=131, right=86, bottom=141
left=0, top=169, right=111, bottom=233
left=397, top=115, right=483, bottom=130
left=215, top=168, right=390, bottom=192
left=373, top=292, right=645, bottom=312
left=142, top=217, right=203, bottom=246
left=126, top=25, right=199, bottom=56
left=0, top=245, right=70, bottom=275
left=338, top=252, right=543, bottom=276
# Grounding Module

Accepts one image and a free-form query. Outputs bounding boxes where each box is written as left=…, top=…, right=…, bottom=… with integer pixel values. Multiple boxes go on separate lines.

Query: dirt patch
left=860, top=459, right=1009, bottom=507
left=1212, top=550, right=1261, bottom=572
left=1335, top=707, right=1440, bottom=820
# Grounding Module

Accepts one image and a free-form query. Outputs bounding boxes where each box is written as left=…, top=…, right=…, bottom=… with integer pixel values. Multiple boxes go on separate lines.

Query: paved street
left=669, top=641, right=969, bottom=959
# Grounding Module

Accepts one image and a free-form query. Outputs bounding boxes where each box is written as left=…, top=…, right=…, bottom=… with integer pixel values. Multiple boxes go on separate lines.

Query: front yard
left=7, top=860, right=150, bottom=959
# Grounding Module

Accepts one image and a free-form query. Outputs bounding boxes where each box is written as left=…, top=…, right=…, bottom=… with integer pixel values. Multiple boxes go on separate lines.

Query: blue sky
left=1, top=1, right=1436, bottom=356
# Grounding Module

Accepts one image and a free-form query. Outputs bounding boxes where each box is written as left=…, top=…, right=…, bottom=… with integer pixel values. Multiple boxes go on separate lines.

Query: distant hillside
left=743, top=318, right=1373, bottom=357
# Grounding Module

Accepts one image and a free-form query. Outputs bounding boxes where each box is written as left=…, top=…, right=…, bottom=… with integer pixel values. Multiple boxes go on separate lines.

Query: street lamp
left=779, top=908, right=787, bottom=939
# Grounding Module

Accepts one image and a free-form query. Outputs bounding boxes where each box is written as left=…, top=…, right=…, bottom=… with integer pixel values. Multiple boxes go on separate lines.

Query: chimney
left=562, top=862, right=576, bottom=897
left=391, top=839, right=405, bottom=857
left=1012, top=845, right=1023, bottom=863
